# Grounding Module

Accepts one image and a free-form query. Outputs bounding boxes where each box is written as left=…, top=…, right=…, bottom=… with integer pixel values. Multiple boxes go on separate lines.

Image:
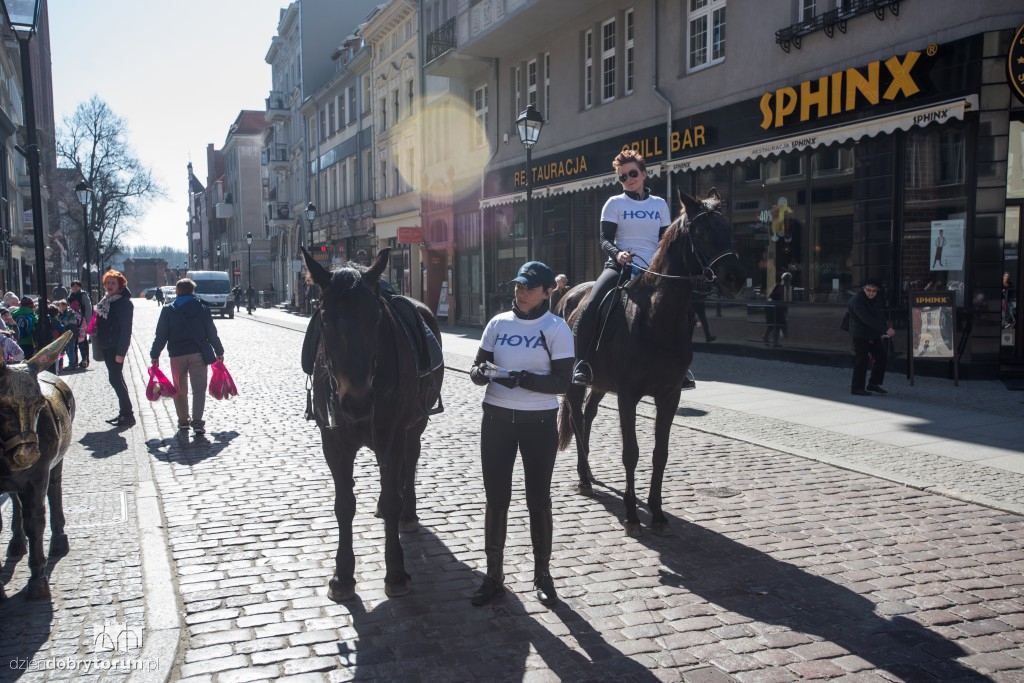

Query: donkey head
left=0, top=331, right=73, bottom=475
left=301, top=248, right=391, bottom=422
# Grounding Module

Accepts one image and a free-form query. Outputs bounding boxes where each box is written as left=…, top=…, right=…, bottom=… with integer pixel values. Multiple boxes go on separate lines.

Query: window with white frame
left=473, top=86, right=488, bottom=148
left=380, top=156, right=388, bottom=198
left=601, top=18, right=616, bottom=103
left=625, top=9, right=634, bottom=95
left=584, top=30, right=593, bottom=109
left=527, top=59, right=537, bottom=108
left=318, top=107, right=327, bottom=141
left=407, top=79, right=414, bottom=116
left=688, top=0, right=725, bottom=72
left=514, top=66, right=521, bottom=115
left=380, top=95, right=388, bottom=131
left=801, top=0, right=816, bottom=22
left=338, top=94, right=346, bottom=130
left=394, top=151, right=401, bottom=194
left=393, top=89, right=400, bottom=124
left=544, top=53, right=551, bottom=119
left=328, top=101, right=336, bottom=136
left=349, top=87, right=357, bottom=123
left=362, top=76, right=371, bottom=115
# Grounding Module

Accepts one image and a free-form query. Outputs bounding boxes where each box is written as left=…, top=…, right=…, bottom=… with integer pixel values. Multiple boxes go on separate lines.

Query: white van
left=187, top=271, right=234, bottom=318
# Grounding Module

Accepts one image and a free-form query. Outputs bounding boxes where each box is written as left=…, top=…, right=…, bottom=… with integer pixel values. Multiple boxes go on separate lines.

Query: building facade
left=219, top=111, right=271, bottom=289
left=424, top=0, right=1024, bottom=378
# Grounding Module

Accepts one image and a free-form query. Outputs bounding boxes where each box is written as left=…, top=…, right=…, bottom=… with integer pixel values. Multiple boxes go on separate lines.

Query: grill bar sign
left=908, top=290, right=958, bottom=386
left=397, top=227, right=423, bottom=244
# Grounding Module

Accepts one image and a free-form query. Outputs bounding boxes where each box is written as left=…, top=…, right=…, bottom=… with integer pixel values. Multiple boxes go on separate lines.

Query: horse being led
left=301, top=247, right=444, bottom=602
left=557, top=189, right=744, bottom=536
left=0, top=331, right=76, bottom=600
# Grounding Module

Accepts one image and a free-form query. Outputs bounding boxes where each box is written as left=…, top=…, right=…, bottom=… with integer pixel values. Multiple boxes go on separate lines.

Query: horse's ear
left=365, top=248, right=391, bottom=286
left=26, top=331, right=73, bottom=376
left=677, top=187, right=701, bottom=218
left=300, top=247, right=332, bottom=290
left=706, top=187, right=722, bottom=202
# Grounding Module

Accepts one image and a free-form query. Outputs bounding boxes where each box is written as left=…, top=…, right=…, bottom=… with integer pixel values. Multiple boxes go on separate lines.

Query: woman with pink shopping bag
left=149, top=278, right=224, bottom=436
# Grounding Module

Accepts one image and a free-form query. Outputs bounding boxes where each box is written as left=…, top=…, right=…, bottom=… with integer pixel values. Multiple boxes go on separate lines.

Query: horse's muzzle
left=339, top=392, right=374, bottom=423
left=3, top=432, right=41, bottom=471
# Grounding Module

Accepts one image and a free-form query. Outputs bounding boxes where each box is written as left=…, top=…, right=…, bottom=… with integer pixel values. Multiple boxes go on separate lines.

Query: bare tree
left=56, top=96, right=163, bottom=270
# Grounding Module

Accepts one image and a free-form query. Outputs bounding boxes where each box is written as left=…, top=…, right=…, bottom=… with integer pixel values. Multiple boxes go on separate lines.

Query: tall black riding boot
left=471, top=506, right=507, bottom=606
left=530, top=506, right=557, bottom=606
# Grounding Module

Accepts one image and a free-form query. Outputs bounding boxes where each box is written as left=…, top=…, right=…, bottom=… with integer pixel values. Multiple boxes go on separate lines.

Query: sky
left=48, top=0, right=288, bottom=250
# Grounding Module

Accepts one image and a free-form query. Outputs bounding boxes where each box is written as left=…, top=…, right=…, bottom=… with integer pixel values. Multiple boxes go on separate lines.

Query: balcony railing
left=775, top=0, right=901, bottom=52
left=265, top=144, right=288, bottom=164
left=426, top=17, right=456, bottom=64
left=266, top=91, right=287, bottom=111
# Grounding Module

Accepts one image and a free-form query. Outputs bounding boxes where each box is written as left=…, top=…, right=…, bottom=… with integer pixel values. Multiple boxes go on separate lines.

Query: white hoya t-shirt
left=480, top=310, right=575, bottom=411
left=601, top=193, right=671, bottom=269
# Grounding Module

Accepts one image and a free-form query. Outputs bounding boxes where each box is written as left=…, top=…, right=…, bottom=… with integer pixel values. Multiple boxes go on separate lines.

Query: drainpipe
left=652, top=0, right=672, bottom=205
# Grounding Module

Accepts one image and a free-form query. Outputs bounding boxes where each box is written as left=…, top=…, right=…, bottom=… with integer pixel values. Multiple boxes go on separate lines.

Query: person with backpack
left=11, top=296, right=38, bottom=359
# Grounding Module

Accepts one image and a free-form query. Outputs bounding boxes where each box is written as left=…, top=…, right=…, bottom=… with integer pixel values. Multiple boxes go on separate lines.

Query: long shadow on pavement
left=144, top=431, right=239, bottom=465
left=0, top=553, right=55, bottom=676
left=78, top=429, right=129, bottom=459
left=587, top=484, right=990, bottom=682
left=332, top=525, right=659, bottom=682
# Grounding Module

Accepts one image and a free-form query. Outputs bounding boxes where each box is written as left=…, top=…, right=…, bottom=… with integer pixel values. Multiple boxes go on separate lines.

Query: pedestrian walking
left=52, top=282, right=69, bottom=301
left=11, top=296, right=38, bottom=359
left=549, top=274, right=569, bottom=315
left=246, top=284, right=257, bottom=314
left=763, top=272, right=792, bottom=347
left=155, top=286, right=165, bottom=306
left=94, top=270, right=136, bottom=426
left=56, top=299, right=82, bottom=369
left=150, top=278, right=224, bottom=436
left=468, top=260, right=574, bottom=607
left=67, top=280, right=93, bottom=369
left=572, top=150, right=671, bottom=385
left=847, top=277, right=895, bottom=396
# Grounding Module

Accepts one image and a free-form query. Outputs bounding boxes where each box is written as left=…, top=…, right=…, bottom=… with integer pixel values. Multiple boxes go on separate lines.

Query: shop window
left=902, top=126, right=968, bottom=304
left=781, top=154, right=803, bottom=177
left=741, top=161, right=762, bottom=183
left=813, top=147, right=841, bottom=174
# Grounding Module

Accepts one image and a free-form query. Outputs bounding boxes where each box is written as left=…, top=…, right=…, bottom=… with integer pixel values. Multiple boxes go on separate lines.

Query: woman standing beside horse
left=572, top=150, right=671, bottom=386
left=469, top=261, right=574, bottom=607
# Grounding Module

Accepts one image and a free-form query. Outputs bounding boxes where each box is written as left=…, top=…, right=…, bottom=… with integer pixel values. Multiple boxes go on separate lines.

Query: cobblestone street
left=2, top=302, right=1024, bottom=681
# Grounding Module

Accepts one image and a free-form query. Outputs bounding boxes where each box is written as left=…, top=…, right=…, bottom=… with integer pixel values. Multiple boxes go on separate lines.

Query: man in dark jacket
left=150, top=278, right=225, bottom=436
left=848, top=278, right=895, bottom=396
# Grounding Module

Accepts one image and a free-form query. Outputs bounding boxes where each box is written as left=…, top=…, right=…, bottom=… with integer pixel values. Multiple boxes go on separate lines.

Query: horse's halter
left=1, top=401, right=43, bottom=471
left=630, top=208, right=738, bottom=284
left=684, top=209, right=739, bottom=284
left=316, top=282, right=380, bottom=425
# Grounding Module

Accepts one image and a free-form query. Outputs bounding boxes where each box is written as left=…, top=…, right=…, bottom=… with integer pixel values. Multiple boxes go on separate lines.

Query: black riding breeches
left=479, top=408, right=558, bottom=512
left=574, top=266, right=624, bottom=361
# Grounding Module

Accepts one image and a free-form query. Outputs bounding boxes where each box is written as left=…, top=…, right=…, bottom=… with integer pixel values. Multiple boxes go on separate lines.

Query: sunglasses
left=617, top=168, right=641, bottom=183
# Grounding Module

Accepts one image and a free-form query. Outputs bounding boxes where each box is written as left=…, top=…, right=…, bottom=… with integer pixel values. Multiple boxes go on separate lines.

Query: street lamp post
left=92, top=225, right=102, bottom=290
left=515, top=104, right=545, bottom=263
left=245, top=232, right=253, bottom=287
left=75, top=180, right=92, bottom=300
left=2, top=0, right=50, bottom=340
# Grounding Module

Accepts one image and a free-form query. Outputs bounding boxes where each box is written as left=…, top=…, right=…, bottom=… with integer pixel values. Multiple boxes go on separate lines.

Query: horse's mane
left=641, top=195, right=721, bottom=286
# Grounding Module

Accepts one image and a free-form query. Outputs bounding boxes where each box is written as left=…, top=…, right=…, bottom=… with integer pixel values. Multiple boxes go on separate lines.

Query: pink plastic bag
left=208, top=360, right=238, bottom=400
left=146, top=366, right=178, bottom=401
left=86, top=312, right=97, bottom=335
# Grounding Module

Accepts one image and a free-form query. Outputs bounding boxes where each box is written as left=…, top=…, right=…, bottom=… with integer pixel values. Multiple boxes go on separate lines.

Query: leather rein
left=629, top=209, right=738, bottom=284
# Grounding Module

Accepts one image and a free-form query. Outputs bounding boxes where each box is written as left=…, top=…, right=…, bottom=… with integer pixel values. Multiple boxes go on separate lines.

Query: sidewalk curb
left=125, top=337, right=182, bottom=683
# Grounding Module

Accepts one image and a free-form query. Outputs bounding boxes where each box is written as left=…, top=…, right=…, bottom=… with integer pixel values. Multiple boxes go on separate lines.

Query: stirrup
left=572, top=360, right=593, bottom=386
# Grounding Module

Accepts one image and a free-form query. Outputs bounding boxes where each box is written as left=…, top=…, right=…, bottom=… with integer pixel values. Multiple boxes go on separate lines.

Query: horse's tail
left=557, top=393, right=574, bottom=451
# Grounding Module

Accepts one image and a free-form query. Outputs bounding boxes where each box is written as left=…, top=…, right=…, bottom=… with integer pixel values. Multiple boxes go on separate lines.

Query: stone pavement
left=1, top=302, right=1023, bottom=682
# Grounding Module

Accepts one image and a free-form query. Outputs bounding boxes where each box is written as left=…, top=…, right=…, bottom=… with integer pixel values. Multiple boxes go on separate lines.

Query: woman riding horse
left=559, top=188, right=744, bottom=536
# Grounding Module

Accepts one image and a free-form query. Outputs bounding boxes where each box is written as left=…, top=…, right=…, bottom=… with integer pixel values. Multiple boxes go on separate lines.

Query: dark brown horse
left=301, top=247, right=444, bottom=602
left=557, top=188, right=743, bottom=536
left=1, top=332, right=76, bottom=600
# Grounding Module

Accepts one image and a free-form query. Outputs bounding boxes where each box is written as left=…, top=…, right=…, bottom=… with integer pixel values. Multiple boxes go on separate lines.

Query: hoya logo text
left=622, top=210, right=662, bottom=221
left=495, top=333, right=548, bottom=350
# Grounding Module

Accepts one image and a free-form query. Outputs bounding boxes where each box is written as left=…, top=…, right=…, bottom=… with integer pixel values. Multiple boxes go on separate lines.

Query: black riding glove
left=491, top=371, right=525, bottom=389
left=469, top=363, right=490, bottom=386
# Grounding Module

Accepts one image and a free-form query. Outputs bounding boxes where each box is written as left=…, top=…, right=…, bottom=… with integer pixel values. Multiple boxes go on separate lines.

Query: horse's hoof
left=328, top=577, right=356, bottom=603
left=623, top=521, right=643, bottom=537
left=49, top=534, right=70, bottom=557
left=577, top=481, right=593, bottom=495
left=384, top=579, right=411, bottom=598
left=651, top=522, right=673, bottom=537
left=398, top=519, right=419, bottom=533
left=6, top=538, right=26, bottom=558
left=27, top=578, right=51, bottom=601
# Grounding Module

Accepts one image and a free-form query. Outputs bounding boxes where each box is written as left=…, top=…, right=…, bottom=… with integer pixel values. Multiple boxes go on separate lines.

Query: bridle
left=630, top=208, right=739, bottom=284
left=316, top=282, right=381, bottom=426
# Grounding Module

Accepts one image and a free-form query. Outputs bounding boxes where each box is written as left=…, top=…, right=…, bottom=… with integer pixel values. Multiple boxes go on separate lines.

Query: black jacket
left=150, top=295, right=224, bottom=359
left=847, top=289, right=889, bottom=339
left=95, top=288, right=134, bottom=356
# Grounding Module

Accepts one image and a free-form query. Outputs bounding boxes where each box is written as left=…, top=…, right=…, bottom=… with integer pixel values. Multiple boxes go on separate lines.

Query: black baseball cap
left=511, top=261, right=555, bottom=289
